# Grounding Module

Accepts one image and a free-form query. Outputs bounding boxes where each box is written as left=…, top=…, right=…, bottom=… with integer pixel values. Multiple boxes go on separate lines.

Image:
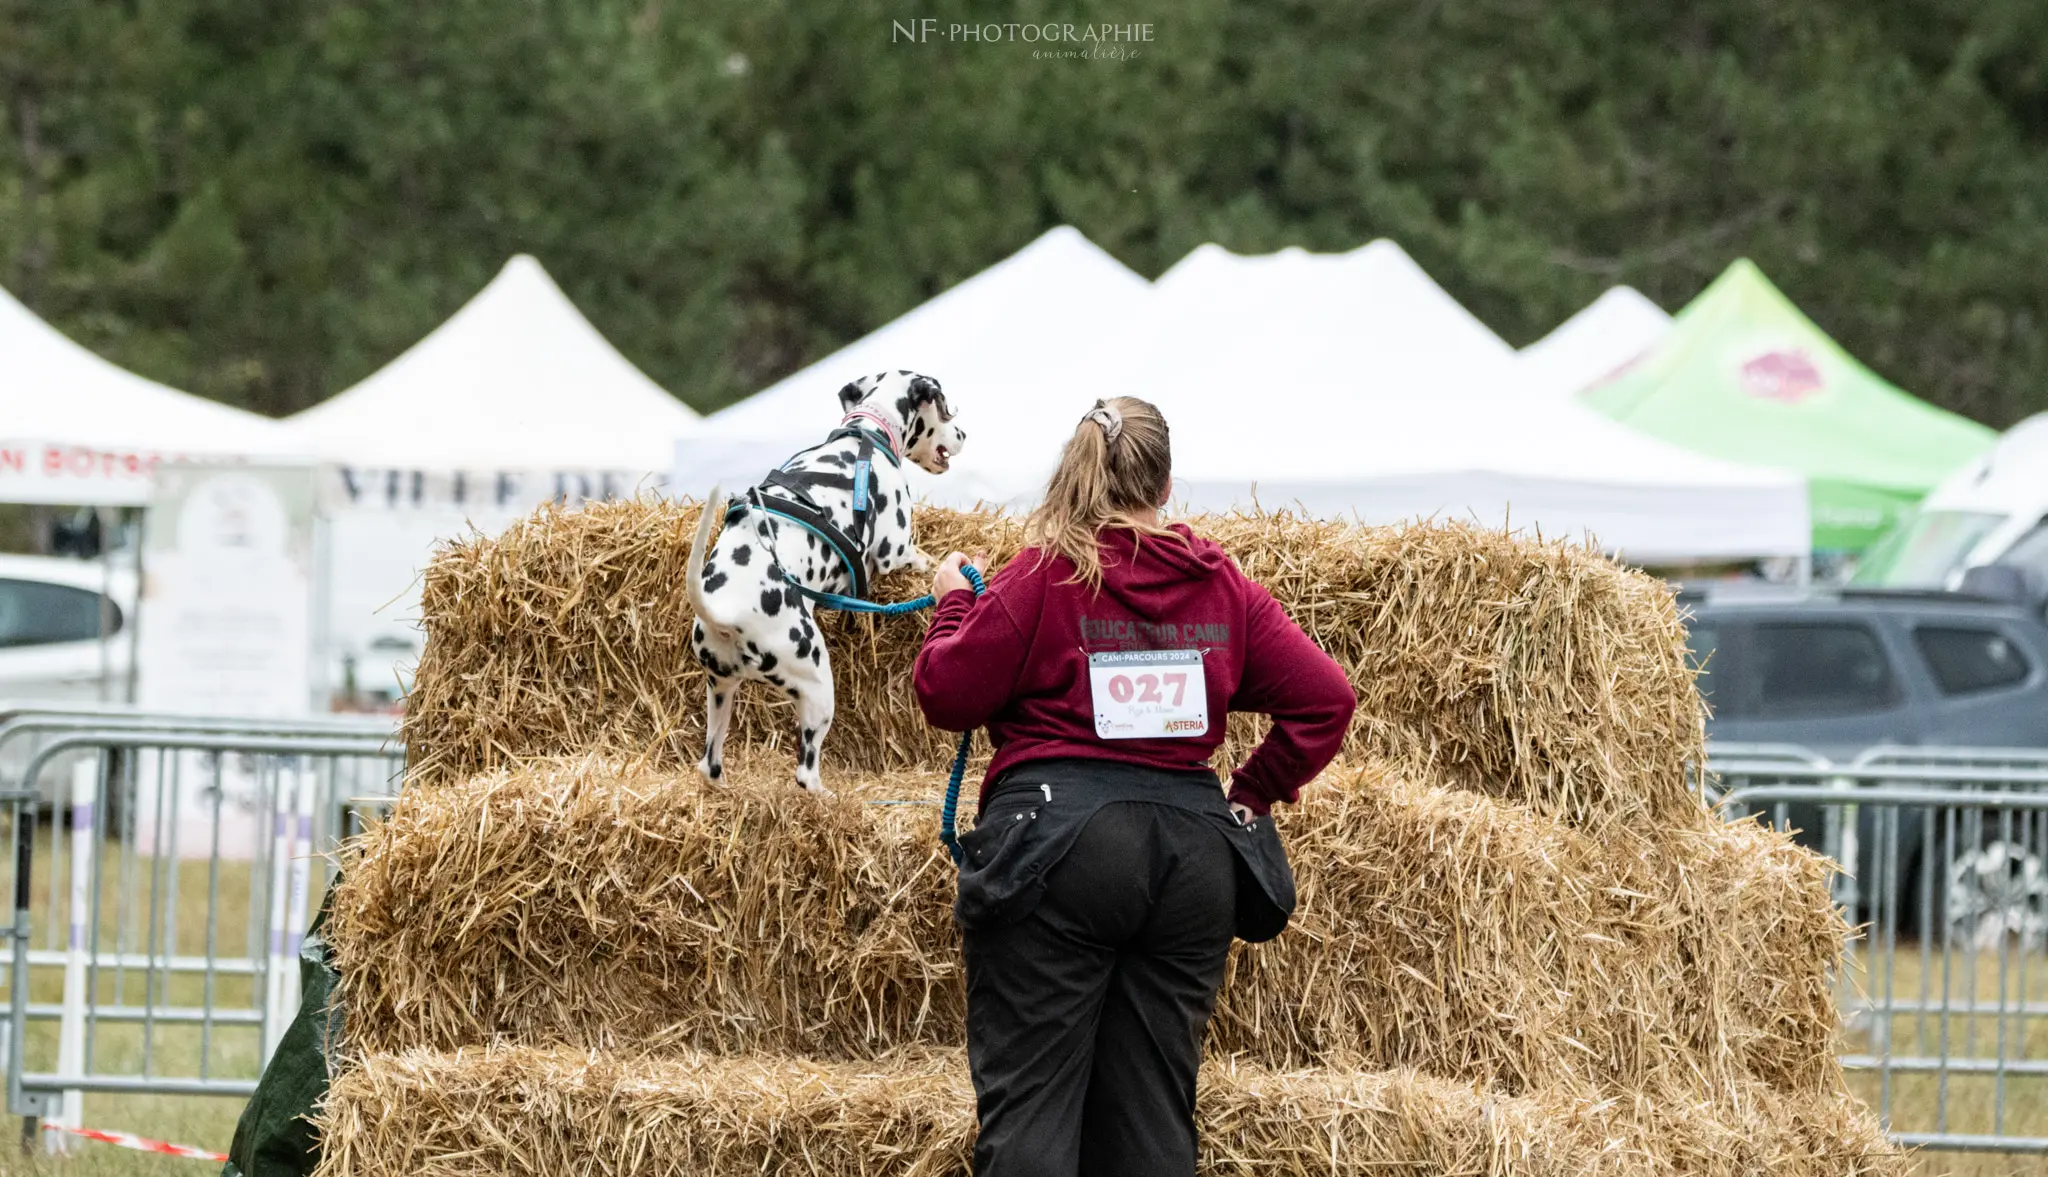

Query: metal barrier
left=3, top=719, right=2044, bottom=1155
left=1720, top=753, right=2048, bottom=1154
left=0, top=704, right=400, bottom=1140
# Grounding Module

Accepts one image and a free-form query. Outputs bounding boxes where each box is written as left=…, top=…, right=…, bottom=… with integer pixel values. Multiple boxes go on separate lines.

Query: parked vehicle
left=1684, top=586, right=2048, bottom=757
left=1853, top=412, right=2048, bottom=608
left=1687, top=586, right=2048, bottom=938
left=0, top=553, right=136, bottom=703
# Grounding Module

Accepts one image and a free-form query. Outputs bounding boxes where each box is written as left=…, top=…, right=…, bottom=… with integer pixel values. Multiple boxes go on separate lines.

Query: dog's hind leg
left=698, top=675, right=738, bottom=782
left=787, top=661, right=836, bottom=794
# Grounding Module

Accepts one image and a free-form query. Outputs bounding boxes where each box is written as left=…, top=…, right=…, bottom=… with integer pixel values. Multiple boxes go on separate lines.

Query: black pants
left=962, top=801, right=1237, bottom=1177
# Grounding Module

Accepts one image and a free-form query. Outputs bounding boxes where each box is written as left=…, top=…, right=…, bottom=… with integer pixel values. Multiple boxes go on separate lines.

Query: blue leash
left=792, top=563, right=988, bottom=865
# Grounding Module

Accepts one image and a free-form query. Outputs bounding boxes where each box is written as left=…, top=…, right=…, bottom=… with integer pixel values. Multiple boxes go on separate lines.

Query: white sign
left=139, top=465, right=316, bottom=717
left=1088, top=649, right=1209, bottom=739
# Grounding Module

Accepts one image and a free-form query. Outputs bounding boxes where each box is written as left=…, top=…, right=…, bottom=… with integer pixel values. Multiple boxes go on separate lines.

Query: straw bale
left=1651, top=816, right=1849, bottom=1096
left=401, top=499, right=1706, bottom=830
left=328, top=755, right=964, bottom=1060
left=311, top=1046, right=1598, bottom=1177
left=330, top=755, right=1849, bottom=1103
left=1210, top=762, right=1623, bottom=1092
left=311, top=1046, right=1903, bottom=1177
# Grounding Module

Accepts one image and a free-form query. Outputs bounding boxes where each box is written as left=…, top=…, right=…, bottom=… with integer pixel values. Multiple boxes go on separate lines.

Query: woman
left=913, top=396, right=1356, bottom=1177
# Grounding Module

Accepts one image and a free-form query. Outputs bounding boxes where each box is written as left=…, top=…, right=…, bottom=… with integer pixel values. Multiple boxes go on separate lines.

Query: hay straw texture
left=311, top=1046, right=1901, bottom=1177
left=329, top=502, right=1904, bottom=1175
left=401, top=499, right=1705, bottom=830
left=327, top=756, right=1848, bottom=1105
left=328, top=756, right=962, bottom=1060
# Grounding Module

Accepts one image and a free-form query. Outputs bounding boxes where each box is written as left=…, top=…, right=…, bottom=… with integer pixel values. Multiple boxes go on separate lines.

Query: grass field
left=3, top=835, right=2048, bottom=1175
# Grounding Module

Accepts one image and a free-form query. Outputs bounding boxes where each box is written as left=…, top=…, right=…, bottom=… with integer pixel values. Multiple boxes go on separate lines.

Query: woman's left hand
left=934, top=551, right=987, bottom=598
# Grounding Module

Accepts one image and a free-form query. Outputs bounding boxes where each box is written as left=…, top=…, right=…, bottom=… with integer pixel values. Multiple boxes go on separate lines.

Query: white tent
left=281, top=255, right=702, bottom=708
left=0, top=285, right=286, bottom=505
left=1083, top=241, right=1809, bottom=563
left=1516, top=286, right=1671, bottom=398
left=676, top=226, right=1151, bottom=504
left=282, top=255, right=699, bottom=479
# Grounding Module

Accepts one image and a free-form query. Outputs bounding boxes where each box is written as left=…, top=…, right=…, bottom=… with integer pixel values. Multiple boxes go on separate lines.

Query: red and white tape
left=45, top=1122, right=228, bottom=1162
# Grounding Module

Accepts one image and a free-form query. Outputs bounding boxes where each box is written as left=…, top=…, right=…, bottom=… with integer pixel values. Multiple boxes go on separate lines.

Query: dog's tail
left=687, top=485, right=737, bottom=634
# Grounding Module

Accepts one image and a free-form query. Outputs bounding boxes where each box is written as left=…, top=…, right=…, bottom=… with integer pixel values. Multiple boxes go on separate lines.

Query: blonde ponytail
left=1024, top=396, right=1185, bottom=589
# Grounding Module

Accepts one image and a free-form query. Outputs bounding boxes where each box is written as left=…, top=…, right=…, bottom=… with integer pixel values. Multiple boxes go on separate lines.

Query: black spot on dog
left=709, top=763, right=722, bottom=779
left=895, top=542, right=905, bottom=557
left=731, top=545, right=751, bottom=566
left=789, top=626, right=804, bottom=644
left=811, top=646, right=823, bottom=664
left=701, top=560, right=717, bottom=580
left=895, top=508, right=906, bottom=528
left=767, top=672, right=785, bottom=687
left=784, top=586, right=802, bottom=609
left=802, top=726, right=816, bottom=744
left=766, top=565, right=784, bottom=582
left=712, top=693, right=724, bottom=706
left=746, top=641, right=759, bottom=654
left=758, top=652, right=778, bottom=673
left=760, top=588, right=783, bottom=617
left=787, top=687, right=800, bottom=697
left=703, top=572, right=727, bottom=594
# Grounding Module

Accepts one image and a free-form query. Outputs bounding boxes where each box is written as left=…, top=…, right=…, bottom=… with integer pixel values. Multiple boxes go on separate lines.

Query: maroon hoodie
left=913, top=524, right=1356, bottom=814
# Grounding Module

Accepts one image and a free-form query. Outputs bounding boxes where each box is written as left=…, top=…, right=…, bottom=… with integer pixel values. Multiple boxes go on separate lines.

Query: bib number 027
left=1088, top=650, right=1209, bottom=740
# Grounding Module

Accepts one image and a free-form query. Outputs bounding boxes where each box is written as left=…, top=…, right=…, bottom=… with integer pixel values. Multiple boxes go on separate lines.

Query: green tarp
left=1582, top=260, right=1994, bottom=551
left=221, top=880, right=342, bottom=1177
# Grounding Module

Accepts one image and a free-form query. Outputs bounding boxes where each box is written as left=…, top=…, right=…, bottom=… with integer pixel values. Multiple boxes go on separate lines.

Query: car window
left=1915, top=626, right=2033, bottom=696
left=0, top=578, right=122, bottom=648
left=1998, top=519, right=2048, bottom=581
left=1683, top=624, right=1719, bottom=704
left=1751, top=622, right=1899, bottom=716
left=1852, top=510, right=2006, bottom=587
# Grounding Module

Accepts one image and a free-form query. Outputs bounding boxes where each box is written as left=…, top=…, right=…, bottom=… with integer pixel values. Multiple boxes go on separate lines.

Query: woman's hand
left=934, top=551, right=988, bottom=599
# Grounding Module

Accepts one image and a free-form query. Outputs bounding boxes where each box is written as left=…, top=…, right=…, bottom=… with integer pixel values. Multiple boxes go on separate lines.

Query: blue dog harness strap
left=751, top=423, right=895, bottom=604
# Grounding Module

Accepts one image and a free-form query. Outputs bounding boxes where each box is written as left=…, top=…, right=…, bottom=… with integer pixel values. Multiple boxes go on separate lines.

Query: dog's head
left=836, top=370, right=966, bottom=475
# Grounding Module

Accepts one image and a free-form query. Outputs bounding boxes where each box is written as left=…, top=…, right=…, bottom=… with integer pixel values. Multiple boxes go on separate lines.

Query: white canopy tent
left=281, top=255, right=703, bottom=708
left=1516, top=286, right=1671, bottom=399
left=282, top=254, right=699, bottom=481
left=1081, top=241, right=1809, bottom=563
left=0, top=285, right=287, bottom=505
left=675, top=226, right=1151, bottom=504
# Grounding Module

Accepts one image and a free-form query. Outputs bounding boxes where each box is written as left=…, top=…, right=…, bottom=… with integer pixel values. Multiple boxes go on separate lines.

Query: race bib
left=1089, top=650, right=1209, bottom=739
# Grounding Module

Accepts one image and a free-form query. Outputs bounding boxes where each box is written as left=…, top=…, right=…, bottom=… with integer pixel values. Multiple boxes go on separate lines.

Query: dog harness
left=720, top=414, right=985, bottom=861
left=740, top=414, right=904, bottom=604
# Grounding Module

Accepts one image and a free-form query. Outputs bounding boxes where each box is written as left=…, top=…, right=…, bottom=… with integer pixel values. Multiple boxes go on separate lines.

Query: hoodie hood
left=1093, top=523, right=1232, bottom=611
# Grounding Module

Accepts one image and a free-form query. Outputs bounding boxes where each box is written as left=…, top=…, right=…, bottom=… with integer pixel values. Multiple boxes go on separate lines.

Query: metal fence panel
left=6, top=719, right=2048, bottom=1156
left=0, top=704, right=400, bottom=1140
left=1719, top=755, right=2048, bottom=1154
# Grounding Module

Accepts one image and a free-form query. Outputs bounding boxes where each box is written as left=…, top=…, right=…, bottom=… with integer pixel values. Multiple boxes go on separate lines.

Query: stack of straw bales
left=315, top=501, right=1903, bottom=1176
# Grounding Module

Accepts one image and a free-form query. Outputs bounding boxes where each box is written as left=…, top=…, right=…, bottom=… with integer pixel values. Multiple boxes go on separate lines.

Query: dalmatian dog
left=686, top=371, right=967, bottom=792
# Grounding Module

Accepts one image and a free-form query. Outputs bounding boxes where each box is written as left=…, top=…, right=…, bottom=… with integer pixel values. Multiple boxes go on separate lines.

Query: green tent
left=1582, top=259, right=1994, bottom=551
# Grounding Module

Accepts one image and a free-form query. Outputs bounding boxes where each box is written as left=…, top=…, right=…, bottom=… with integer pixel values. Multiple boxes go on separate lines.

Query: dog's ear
left=836, top=381, right=865, bottom=412
left=909, top=375, right=952, bottom=420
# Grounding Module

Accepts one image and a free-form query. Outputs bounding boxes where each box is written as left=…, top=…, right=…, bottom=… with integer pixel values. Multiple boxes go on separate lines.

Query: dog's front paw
left=906, top=547, right=935, bottom=573
left=696, top=756, right=722, bottom=782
